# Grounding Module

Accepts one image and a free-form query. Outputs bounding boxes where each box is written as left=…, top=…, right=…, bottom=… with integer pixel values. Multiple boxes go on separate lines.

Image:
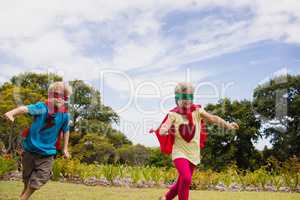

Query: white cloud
left=102, top=67, right=210, bottom=94
left=1, top=0, right=300, bottom=78
left=0, top=64, right=24, bottom=84
left=112, top=39, right=165, bottom=70
left=15, top=31, right=75, bottom=66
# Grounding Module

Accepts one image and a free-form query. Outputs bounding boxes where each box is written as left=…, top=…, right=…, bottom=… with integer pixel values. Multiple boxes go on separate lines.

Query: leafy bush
left=49, top=156, right=300, bottom=191
left=0, top=155, right=17, bottom=176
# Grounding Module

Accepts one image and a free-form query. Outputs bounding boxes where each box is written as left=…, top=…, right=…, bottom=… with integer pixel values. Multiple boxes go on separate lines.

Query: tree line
left=0, top=73, right=299, bottom=171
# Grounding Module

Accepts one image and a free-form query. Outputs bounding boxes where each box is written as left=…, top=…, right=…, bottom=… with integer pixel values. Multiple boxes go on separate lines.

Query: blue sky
left=0, top=0, right=300, bottom=150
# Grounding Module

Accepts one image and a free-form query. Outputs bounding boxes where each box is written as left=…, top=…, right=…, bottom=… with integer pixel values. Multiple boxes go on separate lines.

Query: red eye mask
left=51, top=92, right=69, bottom=101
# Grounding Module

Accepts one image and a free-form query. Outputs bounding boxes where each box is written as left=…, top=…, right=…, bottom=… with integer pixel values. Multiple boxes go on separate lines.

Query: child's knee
left=181, top=175, right=192, bottom=185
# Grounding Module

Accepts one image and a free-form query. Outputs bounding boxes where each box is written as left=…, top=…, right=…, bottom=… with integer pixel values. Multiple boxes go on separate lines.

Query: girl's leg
left=176, top=159, right=195, bottom=200
left=165, top=158, right=195, bottom=200
left=165, top=177, right=179, bottom=200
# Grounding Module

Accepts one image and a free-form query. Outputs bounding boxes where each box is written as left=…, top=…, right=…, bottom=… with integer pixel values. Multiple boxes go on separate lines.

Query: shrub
left=0, top=155, right=17, bottom=176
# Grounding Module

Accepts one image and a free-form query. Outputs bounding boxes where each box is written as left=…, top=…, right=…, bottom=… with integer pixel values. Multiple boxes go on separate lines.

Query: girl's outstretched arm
left=200, top=110, right=239, bottom=130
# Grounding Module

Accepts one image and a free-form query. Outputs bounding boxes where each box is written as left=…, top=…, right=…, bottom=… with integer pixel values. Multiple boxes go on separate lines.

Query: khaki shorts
left=22, top=151, right=54, bottom=190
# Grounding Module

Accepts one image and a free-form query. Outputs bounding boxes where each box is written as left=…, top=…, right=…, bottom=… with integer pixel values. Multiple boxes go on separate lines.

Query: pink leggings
left=165, top=158, right=195, bottom=200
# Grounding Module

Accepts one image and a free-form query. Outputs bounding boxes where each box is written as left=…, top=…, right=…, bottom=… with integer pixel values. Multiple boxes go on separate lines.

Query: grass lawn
left=0, top=181, right=299, bottom=200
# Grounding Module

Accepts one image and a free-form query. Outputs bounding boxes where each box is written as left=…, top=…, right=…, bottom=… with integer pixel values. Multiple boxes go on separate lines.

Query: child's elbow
left=20, top=106, right=28, bottom=113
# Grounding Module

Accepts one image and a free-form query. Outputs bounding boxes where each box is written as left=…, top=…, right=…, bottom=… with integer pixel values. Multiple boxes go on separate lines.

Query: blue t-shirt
left=22, top=102, right=70, bottom=156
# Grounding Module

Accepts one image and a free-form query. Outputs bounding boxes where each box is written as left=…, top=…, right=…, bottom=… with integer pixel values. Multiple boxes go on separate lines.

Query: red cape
left=150, top=104, right=207, bottom=155
left=22, top=101, right=68, bottom=151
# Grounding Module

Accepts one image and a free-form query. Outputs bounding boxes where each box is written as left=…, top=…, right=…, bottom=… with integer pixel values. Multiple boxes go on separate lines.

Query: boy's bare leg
left=20, top=183, right=27, bottom=197
left=20, top=186, right=36, bottom=200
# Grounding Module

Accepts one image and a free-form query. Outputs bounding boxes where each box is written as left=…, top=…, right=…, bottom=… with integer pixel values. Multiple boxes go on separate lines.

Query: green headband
left=175, top=93, right=194, bottom=101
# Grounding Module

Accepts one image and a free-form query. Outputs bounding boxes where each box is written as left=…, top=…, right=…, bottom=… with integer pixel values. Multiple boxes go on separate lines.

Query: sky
left=0, top=0, right=300, bottom=150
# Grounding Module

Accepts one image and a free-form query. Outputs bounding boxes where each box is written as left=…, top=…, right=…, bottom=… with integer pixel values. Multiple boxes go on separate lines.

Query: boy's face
left=48, top=89, right=69, bottom=108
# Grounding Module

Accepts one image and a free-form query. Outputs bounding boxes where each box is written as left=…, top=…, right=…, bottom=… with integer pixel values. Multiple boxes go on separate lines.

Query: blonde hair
left=48, top=81, right=72, bottom=96
left=175, top=82, right=194, bottom=94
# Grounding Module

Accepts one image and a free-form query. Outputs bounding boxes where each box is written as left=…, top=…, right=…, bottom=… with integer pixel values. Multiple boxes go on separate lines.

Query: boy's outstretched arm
left=4, top=106, right=28, bottom=122
left=63, top=131, right=70, bottom=159
left=200, top=110, right=239, bottom=130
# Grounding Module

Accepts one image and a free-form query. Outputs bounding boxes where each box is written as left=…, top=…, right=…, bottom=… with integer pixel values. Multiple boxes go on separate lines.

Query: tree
left=10, top=72, right=62, bottom=97
left=117, top=144, right=150, bottom=166
left=0, top=73, right=125, bottom=157
left=75, top=119, right=131, bottom=148
left=69, top=80, right=119, bottom=132
left=253, top=74, right=300, bottom=161
left=0, top=73, right=61, bottom=155
left=0, top=83, right=43, bottom=155
left=105, top=129, right=132, bottom=148
left=202, top=98, right=262, bottom=171
left=72, top=133, right=117, bottom=164
left=148, top=147, right=173, bottom=168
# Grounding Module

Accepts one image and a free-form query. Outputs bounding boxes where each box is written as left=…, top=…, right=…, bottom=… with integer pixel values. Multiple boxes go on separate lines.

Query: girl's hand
left=149, top=128, right=156, bottom=133
left=227, top=122, right=239, bottom=130
left=4, top=112, right=15, bottom=122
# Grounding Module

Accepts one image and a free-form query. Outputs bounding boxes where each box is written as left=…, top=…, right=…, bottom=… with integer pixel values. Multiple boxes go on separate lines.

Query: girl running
left=151, top=82, right=239, bottom=200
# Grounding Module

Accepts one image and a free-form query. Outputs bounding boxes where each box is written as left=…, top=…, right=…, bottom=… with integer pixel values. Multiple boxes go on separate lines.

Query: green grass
left=0, top=181, right=299, bottom=200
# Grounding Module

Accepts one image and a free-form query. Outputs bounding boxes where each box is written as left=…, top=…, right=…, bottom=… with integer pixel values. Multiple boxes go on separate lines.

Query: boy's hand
left=63, top=149, right=71, bottom=159
left=4, top=112, right=15, bottom=122
left=227, top=122, right=239, bottom=130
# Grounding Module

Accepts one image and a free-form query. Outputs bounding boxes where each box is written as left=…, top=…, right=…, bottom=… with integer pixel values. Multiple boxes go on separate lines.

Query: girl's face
left=175, top=92, right=194, bottom=109
left=177, top=99, right=193, bottom=109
